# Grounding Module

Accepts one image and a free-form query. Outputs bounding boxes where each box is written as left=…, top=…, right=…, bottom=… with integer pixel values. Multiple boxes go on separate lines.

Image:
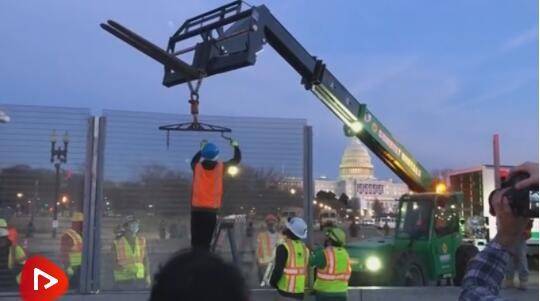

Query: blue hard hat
left=201, top=143, right=220, bottom=160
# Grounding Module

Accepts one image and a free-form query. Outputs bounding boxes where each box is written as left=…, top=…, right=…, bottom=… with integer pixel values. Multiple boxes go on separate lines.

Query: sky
left=0, top=0, right=538, bottom=181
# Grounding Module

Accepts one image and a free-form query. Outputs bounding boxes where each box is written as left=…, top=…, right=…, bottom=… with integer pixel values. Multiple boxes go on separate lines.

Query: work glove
left=200, top=139, right=208, bottom=149
left=230, top=139, right=239, bottom=147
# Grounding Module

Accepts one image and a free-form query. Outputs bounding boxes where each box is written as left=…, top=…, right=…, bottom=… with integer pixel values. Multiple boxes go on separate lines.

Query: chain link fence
left=0, top=105, right=311, bottom=293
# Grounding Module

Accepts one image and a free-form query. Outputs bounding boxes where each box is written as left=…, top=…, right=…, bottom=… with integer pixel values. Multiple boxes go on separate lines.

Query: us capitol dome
left=339, top=139, right=375, bottom=180
left=315, top=138, right=409, bottom=216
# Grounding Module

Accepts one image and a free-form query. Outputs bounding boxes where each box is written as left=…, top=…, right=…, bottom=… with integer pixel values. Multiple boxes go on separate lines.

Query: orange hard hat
left=7, top=228, right=17, bottom=244
left=265, top=214, right=278, bottom=223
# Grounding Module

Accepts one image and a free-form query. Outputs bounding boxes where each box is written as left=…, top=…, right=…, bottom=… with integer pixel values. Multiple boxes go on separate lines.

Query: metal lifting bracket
left=101, top=0, right=434, bottom=190
left=100, top=18, right=235, bottom=147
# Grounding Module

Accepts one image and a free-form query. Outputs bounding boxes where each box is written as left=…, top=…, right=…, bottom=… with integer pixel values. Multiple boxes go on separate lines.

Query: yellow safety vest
left=63, top=229, right=82, bottom=275
left=277, top=238, right=309, bottom=294
left=314, top=246, right=351, bottom=293
left=8, top=245, right=26, bottom=284
left=113, top=236, right=146, bottom=282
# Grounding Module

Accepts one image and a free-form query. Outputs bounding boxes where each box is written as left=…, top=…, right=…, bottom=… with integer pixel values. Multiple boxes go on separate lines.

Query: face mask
left=267, top=223, right=276, bottom=232
left=0, top=229, right=8, bottom=237
left=129, top=223, right=140, bottom=234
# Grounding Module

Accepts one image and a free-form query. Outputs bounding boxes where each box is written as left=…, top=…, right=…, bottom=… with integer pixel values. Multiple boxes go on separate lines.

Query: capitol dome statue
left=339, top=138, right=374, bottom=180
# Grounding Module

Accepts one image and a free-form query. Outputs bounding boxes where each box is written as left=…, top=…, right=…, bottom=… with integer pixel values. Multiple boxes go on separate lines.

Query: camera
left=489, top=172, right=539, bottom=218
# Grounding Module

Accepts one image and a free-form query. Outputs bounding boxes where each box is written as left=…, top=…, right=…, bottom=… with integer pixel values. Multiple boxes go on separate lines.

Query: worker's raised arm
left=191, top=151, right=202, bottom=171
left=225, top=140, right=241, bottom=167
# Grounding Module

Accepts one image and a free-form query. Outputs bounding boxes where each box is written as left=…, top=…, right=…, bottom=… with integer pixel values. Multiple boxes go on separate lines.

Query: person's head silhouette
left=150, top=249, right=249, bottom=301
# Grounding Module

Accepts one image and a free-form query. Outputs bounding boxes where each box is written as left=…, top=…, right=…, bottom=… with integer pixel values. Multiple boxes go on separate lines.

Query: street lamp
left=227, top=165, right=240, bottom=177
left=50, top=130, right=69, bottom=238
left=16, top=192, right=24, bottom=199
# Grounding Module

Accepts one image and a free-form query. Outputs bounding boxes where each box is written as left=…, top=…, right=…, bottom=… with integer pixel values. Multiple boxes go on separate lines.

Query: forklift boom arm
left=101, top=1, right=434, bottom=192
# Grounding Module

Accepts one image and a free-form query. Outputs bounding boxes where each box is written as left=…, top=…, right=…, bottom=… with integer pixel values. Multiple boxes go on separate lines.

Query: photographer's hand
left=509, top=161, right=538, bottom=190
left=492, top=188, right=529, bottom=250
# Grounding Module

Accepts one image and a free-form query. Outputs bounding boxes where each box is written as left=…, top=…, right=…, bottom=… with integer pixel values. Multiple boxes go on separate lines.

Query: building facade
left=315, top=139, right=409, bottom=217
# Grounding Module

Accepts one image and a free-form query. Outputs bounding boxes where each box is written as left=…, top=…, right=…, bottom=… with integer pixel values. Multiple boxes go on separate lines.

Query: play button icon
left=20, top=256, right=69, bottom=301
left=33, top=268, right=59, bottom=290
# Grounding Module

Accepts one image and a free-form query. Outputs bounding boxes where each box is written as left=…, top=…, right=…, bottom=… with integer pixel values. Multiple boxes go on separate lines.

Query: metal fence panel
left=98, top=110, right=307, bottom=290
left=0, top=104, right=91, bottom=292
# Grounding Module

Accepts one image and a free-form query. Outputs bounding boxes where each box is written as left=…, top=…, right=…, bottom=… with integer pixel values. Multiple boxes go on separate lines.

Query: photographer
left=460, top=162, right=538, bottom=300
left=504, top=218, right=532, bottom=289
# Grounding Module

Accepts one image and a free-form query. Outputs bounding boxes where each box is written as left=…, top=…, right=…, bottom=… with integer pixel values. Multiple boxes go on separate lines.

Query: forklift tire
left=392, top=251, right=426, bottom=286
left=454, top=244, right=478, bottom=286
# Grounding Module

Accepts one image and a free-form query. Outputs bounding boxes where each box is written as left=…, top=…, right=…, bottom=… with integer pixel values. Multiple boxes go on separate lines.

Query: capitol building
left=315, top=139, right=409, bottom=217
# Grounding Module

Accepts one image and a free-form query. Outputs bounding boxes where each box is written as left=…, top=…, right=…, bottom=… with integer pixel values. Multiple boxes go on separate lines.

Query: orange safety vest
left=257, top=231, right=277, bottom=265
left=192, top=162, right=224, bottom=209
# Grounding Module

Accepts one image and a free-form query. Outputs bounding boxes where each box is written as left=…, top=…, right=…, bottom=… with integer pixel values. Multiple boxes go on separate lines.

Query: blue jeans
left=506, top=239, right=529, bottom=282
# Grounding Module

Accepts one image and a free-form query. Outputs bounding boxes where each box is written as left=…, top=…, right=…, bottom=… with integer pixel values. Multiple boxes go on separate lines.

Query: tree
left=223, top=166, right=302, bottom=216
left=315, top=190, right=348, bottom=217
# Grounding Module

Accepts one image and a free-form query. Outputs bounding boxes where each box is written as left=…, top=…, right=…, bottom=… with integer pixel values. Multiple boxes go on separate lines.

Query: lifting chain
left=187, top=77, right=203, bottom=124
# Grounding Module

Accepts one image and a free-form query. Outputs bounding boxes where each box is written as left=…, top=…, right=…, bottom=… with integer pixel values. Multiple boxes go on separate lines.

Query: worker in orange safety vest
left=256, top=214, right=282, bottom=280
left=190, top=139, right=241, bottom=250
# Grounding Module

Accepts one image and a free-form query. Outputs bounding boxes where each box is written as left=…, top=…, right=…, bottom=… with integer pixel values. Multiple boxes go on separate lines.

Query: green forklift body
left=347, top=236, right=395, bottom=284
left=347, top=192, right=464, bottom=285
left=394, top=193, right=463, bottom=281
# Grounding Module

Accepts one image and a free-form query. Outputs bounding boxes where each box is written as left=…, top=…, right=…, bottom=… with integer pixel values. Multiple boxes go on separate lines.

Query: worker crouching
left=270, top=217, right=309, bottom=300
left=112, top=216, right=150, bottom=289
left=310, top=227, right=351, bottom=301
left=190, top=139, right=241, bottom=250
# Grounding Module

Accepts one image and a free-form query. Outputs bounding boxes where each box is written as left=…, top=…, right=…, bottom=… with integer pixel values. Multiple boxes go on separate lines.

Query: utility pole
left=493, top=134, right=501, bottom=189
left=50, top=130, right=69, bottom=238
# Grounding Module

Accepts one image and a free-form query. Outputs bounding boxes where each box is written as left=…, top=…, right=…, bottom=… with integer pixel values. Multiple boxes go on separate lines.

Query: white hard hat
left=286, top=217, right=307, bottom=239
